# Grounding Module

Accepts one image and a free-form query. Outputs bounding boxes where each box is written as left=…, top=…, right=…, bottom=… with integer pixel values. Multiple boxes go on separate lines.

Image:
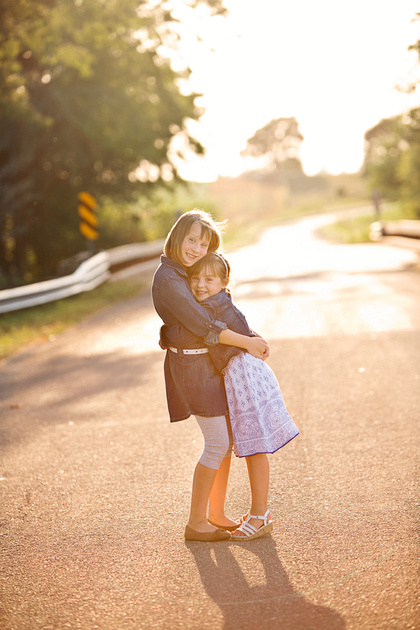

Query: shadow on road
left=0, top=347, right=164, bottom=452
left=186, top=536, right=345, bottom=629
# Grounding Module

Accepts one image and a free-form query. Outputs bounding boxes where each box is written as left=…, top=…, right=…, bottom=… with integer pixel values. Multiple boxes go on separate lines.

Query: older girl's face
left=180, top=222, right=210, bottom=267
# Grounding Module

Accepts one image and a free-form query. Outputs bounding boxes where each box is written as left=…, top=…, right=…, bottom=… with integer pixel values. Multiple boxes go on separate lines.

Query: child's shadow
left=186, top=537, right=345, bottom=630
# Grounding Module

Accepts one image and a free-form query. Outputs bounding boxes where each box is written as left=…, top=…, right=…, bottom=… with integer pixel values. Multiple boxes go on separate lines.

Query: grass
left=0, top=172, right=372, bottom=362
left=0, top=277, right=146, bottom=362
left=204, top=174, right=371, bottom=251
left=317, top=202, right=418, bottom=244
left=222, top=196, right=371, bottom=251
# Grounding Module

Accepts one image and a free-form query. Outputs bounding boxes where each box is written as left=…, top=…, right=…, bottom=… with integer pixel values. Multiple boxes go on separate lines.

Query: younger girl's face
left=180, top=223, right=210, bottom=267
left=190, top=267, right=227, bottom=302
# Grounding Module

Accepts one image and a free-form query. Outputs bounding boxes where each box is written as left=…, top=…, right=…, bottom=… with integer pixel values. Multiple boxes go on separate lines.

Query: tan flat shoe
left=208, top=519, right=240, bottom=532
left=184, top=525, right=231, bottom=542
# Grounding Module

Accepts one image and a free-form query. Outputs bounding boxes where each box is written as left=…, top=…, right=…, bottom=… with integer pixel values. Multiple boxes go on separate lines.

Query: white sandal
left=231, top=509, right=273, bottom=541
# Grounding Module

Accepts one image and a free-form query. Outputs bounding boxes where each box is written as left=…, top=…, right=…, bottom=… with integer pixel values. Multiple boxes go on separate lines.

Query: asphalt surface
left=1, top=211, right=419, bottom=630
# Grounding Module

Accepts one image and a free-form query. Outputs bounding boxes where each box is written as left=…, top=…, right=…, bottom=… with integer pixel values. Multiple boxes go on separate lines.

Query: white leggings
left=195, top=415, right=233, bottom=470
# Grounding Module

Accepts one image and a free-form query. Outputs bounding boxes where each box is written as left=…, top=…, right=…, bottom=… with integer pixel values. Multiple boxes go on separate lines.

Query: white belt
left=169, top=347, right=209, bottom=355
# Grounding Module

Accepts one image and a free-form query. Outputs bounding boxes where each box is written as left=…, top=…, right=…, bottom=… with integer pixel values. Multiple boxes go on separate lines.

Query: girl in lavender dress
left=188, top=252, right=299, bottom=540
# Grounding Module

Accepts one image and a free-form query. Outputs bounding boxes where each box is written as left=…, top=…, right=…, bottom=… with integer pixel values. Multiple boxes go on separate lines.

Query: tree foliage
left=363, top=108, right=420, bottom=217
left=363, top=15, right=420, bottom=218
left=0, top=0, right=226, bottom=285
left=241, top=117, right=304, bottom=183
left=363, top=116, right=405, bottom=196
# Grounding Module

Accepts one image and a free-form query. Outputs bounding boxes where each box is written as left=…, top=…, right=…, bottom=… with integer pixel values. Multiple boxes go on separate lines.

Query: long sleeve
left=152, top=264, right=227, bottom=345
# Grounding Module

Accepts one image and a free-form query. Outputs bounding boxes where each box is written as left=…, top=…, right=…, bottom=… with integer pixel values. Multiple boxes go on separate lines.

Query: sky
left=169, top=0, right=420, bottom=181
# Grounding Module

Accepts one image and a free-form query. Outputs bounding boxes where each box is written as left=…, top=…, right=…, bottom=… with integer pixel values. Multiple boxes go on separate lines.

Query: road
left=1, top=210, right=419, bottom=630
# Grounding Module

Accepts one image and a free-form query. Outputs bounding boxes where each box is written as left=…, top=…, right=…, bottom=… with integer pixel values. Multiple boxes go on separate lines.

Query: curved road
left=1, top=210, right=419, bottom=630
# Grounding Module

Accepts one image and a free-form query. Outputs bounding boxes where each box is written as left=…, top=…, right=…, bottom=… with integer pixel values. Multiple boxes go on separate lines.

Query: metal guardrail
left=0, top=252, right=111, bottom=314
left=370, top=220, right=420, bottom=251
left=3, top=218, right=418, bottom=315
left=0, top=241, right=164, bottom=314
left=382, top=220, right=420, bottom=239
left=107, top=240, right=164, bottom=269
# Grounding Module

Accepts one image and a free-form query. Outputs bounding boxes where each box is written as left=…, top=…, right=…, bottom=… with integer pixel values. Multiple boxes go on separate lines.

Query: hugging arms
left=157, top=271, right=268, bottom=364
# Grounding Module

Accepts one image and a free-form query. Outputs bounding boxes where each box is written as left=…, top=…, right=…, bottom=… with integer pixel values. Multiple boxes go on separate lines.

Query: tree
left=403, top=12, right=420, bottom=94
left=398, top=14, right=420, bottom=216
left=240, top=117, right=304, bottom=183
left=363, top=108, right=420, bottom=217
left=0, top=0, right=226, bottom=284
left=363, top=13, right=420, bottom=217
left=397, top=108, right=420, bottom=217
left=363, top=115, right=405, bottom=198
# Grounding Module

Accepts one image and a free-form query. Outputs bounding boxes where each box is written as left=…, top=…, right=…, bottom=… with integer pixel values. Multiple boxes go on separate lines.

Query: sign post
left=77, top=192, right=98, bottom=255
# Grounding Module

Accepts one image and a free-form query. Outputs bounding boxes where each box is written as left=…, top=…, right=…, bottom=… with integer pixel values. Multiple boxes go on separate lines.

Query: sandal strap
left=237, top=509, right=271, bottom=535
left=248, top=509, right=270, bottom=524
left=237, top=520, right=257, bottom=536
left=233, top=510, right=273, bottom=538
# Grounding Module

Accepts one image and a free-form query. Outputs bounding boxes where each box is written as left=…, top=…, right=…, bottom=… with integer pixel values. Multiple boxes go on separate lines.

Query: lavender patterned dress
left=224, top=352, right=299, bottom=457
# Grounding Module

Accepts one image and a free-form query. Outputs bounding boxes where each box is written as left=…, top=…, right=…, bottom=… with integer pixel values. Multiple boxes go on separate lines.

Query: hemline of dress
left=233, top=431, right=299, bottom=458
left=169, top=408, right=229, bottom=423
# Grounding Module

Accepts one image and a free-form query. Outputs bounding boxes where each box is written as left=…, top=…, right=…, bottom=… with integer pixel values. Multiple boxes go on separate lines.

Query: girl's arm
left=156, top=274, right=269, bottom=358
left=219, top=329, right=269, bottom=359
left=203, top=290, right=270, bottom=359
left=160, top=323, right=269, bottom=360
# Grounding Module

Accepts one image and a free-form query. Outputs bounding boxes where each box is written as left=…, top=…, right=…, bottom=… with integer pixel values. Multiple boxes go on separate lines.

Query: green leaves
left=363, top=108, right=420, bottom=217
left=240, top=117, right=305, bottom=186
left=0, top=0, right=226, bottom=283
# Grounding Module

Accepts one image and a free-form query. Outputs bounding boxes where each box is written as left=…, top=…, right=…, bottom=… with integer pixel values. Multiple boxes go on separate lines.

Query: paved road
left=1, top=211, right=419, bottom=630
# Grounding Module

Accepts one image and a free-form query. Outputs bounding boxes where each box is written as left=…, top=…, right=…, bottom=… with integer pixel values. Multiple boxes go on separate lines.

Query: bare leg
left=187, top=462, right=219, bottom=533
left=235, top=453, right=270, bottom=536
left=208, top=457, right=239, bottom=528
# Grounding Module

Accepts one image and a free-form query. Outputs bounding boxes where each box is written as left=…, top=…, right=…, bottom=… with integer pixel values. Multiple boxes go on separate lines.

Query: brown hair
left=188, top=252, right=231, bottom=289
left=164, top=209, right=224, bottom=266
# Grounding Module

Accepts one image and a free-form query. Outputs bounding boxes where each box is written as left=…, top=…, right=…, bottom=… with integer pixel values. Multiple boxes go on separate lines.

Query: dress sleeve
left=159, top=274, right=227, bottom=345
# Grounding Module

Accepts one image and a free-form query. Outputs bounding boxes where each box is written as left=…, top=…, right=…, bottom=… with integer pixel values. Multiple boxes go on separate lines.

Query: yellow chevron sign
left=80, top=221, right=99, bottom=240
left=78, top=192, right=98, bottom=240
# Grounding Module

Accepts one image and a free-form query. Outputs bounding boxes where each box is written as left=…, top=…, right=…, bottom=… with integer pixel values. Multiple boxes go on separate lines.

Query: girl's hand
left=251, top=330, right=270, bottom=359
left=246, top=336, right=270, bottom=361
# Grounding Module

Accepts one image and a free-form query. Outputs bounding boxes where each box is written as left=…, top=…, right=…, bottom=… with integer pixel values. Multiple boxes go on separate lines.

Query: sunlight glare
left=171, top=0, right=420, bottom=181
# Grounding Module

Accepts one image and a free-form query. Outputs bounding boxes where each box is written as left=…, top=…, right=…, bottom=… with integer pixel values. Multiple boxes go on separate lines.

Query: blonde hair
left=164, top=209, right=225, bottom=266
left=188, top=252, right=231, bottom=289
